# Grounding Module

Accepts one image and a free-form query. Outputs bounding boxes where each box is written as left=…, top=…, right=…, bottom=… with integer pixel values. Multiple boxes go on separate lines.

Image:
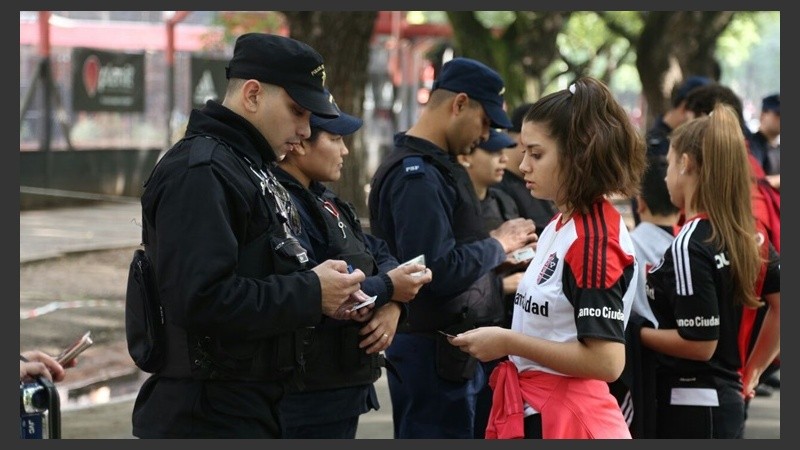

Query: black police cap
left=226, top=33, right=339, bottom=118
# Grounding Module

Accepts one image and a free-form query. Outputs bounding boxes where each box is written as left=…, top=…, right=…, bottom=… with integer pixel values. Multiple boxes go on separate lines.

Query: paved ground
left=20, top=202, right=780, bottom=439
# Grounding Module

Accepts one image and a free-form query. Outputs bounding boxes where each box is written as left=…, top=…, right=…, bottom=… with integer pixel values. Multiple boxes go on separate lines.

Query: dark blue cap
left=310, top=89, right=363, bottom=136
left=762, top=94, right=780, bottom=114
left=675, top=75, right=713, bottom=104
left=479, top=130, right=517, bottom=152
left=226, top=33, right=339, bottom=118
left=432, top=57, right=513, bottom=129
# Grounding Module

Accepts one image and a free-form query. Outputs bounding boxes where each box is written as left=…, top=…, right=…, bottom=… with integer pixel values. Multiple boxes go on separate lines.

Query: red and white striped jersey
left=511, top=199, right=638, bottom=375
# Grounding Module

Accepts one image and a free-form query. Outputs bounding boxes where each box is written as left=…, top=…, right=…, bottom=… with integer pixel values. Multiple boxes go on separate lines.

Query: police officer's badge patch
left=402, top=156, right=425, bottom=178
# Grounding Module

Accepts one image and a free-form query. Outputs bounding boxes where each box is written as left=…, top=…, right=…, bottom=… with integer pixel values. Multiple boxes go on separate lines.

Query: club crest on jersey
left=537, top=252, right=558, bottom=284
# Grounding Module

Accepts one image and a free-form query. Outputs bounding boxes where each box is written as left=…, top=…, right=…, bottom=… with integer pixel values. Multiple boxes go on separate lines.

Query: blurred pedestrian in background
left=749, top=94, right=780, bottom=190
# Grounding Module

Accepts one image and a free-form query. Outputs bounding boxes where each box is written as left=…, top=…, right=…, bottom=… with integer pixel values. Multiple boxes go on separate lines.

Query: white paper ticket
left=399, top=254, right=426, bottom=277
left=350, top=295, right=378, bottom=311
left=511, top=247, right=535, bottom=263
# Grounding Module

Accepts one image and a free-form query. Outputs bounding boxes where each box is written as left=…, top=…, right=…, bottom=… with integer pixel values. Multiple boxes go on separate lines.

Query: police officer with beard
left=129, top=33, right=365, bottom=439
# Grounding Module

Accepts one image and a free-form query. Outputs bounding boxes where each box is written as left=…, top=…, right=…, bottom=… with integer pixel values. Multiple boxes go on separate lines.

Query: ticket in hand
left=511, top=247, right=535, bottom=263
left=350, top=295, right=377, bottom=312
left=399, top=254, right=426, bottom=277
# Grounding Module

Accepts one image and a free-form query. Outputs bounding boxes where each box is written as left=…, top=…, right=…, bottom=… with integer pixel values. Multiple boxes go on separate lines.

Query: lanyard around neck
left=320, top=198, right=347, bottom=239
left=242, top=156, right=301, bottom=237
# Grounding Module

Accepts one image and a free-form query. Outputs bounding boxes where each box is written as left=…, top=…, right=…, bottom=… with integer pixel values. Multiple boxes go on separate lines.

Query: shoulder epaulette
left=188, top=136, right=221, bottom=168
left=401, top=155, right=426, bottom=178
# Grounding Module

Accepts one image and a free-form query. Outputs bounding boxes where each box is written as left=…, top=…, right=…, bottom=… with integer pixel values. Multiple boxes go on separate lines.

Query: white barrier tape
left=20, top=299, right=120, bottom=320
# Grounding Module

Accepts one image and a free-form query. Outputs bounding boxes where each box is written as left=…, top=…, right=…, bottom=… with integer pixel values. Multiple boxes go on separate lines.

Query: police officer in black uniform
left=457, top=129, right=533, bottom=438
left=274, top=96, right=432, bottom=438
left=631, top=75, right=713, bottom=225
left=368, top=57, right=537, bottom=438
left=130, top=33, right=366, bottom=439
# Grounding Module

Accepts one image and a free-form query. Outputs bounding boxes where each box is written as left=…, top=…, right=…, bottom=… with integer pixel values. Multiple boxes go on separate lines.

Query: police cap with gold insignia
left=226, top=33, right=339, bottom=118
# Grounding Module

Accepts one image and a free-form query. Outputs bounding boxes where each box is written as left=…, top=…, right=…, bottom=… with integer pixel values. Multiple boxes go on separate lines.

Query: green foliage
left=547, top=12, right=638, bottom=94
left=406, top=11, right=448, bottom=24
left=717, top=13, right=761, bottom=66
left=212, top=11, right=285, bottom=45
left=718, top=11, right=780, bottom=102
left=474, top=11, right=516, bottom=28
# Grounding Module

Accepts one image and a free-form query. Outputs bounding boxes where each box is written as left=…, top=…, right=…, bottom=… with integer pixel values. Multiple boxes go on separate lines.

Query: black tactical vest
left=275, top=174, right=384, bottom=391
left=370, top=137, right=504, bottom=333
left=149, top=136, right=309, bottom=383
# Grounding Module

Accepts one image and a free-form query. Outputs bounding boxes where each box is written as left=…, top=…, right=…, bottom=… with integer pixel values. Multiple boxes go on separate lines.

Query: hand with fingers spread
left=359, top=301, right=403, bottom=354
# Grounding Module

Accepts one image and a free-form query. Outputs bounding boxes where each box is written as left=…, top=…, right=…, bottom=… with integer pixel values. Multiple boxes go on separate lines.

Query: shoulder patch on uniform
left=401, top=156, right=425, bottom=178
left=188, top=137, right=220, bottom=168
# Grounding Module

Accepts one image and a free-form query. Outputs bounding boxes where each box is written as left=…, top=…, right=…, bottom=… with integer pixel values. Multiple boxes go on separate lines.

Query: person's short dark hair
left=432, top=57, right=512, bottom=129
left=226, top=33, right=339, bottom=118
left=684, top=84, right=748, bottom=134
left=762, top=94, right=780, bottom=115
left=671, top=75, right=713, bottom=108
left=641, top=155, right=679, bottom=217
left=510, top=103, right=534, bottom=133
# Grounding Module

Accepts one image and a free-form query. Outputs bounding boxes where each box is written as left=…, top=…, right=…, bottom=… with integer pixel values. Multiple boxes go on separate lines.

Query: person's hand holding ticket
left=510, top=246, right=535, bottom=263
left=398, top=254, right=427, bottom=277
left=388, top=254, right=432, bottom=303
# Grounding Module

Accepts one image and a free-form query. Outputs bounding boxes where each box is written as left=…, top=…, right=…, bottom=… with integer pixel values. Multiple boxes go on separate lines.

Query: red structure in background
left=20, top=11, right=452, bottom=52
left=373, top=11, right=452, bottom=38
left=20, top=11, right=456, bottom=151
left=19, top=13, right=220, bottom=51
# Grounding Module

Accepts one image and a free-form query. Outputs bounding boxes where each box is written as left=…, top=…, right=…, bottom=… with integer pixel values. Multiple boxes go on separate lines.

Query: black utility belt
left=157, top=331, right=299, bottom=383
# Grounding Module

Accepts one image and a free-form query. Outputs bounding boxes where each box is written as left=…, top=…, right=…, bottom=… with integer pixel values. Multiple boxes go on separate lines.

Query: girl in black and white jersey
left=641, top=103, right=780, bottom=439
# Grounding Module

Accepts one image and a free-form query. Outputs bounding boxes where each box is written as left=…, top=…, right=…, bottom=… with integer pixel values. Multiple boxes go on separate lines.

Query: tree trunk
left=283, top=11, right=377, bottom=218
left=636, top=11, right=733, bottom=129
left=446, top=12, right=570, bottom=111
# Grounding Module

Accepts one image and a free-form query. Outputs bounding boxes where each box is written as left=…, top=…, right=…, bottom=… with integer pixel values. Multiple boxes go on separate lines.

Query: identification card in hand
left=350, top=295, right=377, bottom=312
left=399, top=254, right=426, bottom=277
left=511, top=247, right=535, bottom=263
